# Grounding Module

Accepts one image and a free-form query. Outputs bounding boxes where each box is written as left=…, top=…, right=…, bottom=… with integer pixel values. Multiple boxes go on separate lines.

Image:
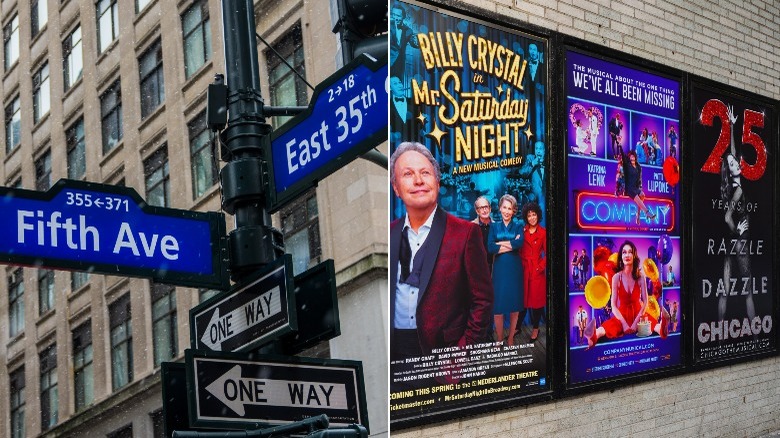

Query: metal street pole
left=220, top=0, right=283, bottom=282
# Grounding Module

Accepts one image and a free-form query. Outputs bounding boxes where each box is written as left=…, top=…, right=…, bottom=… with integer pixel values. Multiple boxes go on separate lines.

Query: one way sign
left=190, top=255, right=295, bottom=352
left=185, top=350, right=368, bottom=431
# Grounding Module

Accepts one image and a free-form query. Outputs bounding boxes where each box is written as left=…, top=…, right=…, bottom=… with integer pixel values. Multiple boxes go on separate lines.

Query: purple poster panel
left=390, top=0, right=549, bottom=424
left=565, top=50, right=682, bottom=385
left=691, top=83, right=776, bottom=364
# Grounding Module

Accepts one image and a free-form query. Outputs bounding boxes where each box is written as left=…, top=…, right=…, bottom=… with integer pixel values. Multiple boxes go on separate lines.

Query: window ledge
left=138, top=103, right=166, bottom=132
left=68, top=282, right=91, bottom=304
left=191, top=183, right=219, bottom=209
left=100, top=140, right=125, bottom=166
left=6, top=331, right=25, bottom=349
left=134, top=0, right=158, bottom=24
left=37, top=308, right=56, bottom=326
left=182, top=59, right=213, bottom=93
left=3, top=143, right=20, bottom=164
left=97, top=39, right=119, bottom=63
left=33, top=111, right=51, bottom=133
left=63, top=77, right=84, bottom=100
left=3, top=59, right=19, bottom=78
left=31, top=23, right=48, bottom=46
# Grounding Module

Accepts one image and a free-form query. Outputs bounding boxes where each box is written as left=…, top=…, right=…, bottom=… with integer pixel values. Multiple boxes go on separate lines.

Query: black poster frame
left=390, top=0, right=780, bottom=431
left=687, top=76, right=780, bottom=370
left=555, top=39, right=689, bottom=392
left=388, top=0, right=555, bottom=430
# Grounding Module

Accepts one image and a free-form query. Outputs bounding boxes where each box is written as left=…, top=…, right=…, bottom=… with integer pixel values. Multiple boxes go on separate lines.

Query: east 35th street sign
left=185, top=349, right=368, bottom=431
left=265, top=53, right=389, bottom=213
left=190, top=255, right=296, bottom=353
left=0, top=179, right=228, bottom=290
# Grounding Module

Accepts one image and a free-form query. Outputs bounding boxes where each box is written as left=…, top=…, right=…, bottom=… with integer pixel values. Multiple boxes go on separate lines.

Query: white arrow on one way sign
left=205, top=365, right=349, bottom=416
left=200, top=286, right=282, bottom=351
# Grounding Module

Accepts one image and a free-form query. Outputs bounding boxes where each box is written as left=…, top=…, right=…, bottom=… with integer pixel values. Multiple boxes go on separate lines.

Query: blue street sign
left=0, top=179, right=228, bottom=289
left=266, top=54, right=388, bottom=212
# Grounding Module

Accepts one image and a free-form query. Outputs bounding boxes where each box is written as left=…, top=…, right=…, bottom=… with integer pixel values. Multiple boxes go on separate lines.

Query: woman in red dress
left=519, top=202, right=546, bottom=342
left=585, top=240, right=669, bottom=348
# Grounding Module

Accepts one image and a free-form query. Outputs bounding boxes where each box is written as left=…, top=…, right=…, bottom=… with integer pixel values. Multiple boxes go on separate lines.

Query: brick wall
left=393, top=1, right=780, bottom=436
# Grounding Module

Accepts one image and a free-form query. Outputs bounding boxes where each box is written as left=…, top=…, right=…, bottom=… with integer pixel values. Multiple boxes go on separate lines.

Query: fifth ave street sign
left=185, top=350, right=368, bottom=430
left=190, top=255, right=296, bottom=353
left=265, top=53, right=388, bottom=212
left=0, top=179, right=228, bottom=289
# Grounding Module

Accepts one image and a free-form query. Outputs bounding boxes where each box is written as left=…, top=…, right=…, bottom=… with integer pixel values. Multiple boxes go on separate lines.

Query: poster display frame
left=688, top=75, right=780, bottom=371
left=389, top=3, right=780, bottom=430
left=388, top=0, right=555, bottom=429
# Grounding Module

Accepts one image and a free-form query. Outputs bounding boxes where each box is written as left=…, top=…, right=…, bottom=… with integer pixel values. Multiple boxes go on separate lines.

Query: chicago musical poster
left=389, top=0, right=549, bottom=423
left=691, top=82, right=776, bottom=364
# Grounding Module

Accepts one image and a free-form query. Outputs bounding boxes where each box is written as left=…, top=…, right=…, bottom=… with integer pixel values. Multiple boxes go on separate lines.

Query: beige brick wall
left=393, top=1, right=780, bottom=436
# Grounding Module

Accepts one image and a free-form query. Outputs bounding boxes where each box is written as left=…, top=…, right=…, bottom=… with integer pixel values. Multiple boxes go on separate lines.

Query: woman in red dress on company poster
left=585, top=240, right=669, bottom=348
left=519, top=201, right=546, bottom=342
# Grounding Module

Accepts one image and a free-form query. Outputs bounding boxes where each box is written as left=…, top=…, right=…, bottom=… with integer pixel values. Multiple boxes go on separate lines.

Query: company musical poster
left=691, top=82, right=776, bottom=364
left=389, top=0, right=549, bottom=424
left=565, top=50, right=682, bottom=385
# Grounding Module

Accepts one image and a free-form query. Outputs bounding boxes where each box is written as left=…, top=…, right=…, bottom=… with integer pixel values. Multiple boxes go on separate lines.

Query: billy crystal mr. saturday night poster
left=389, top=0, right=549, bottom=422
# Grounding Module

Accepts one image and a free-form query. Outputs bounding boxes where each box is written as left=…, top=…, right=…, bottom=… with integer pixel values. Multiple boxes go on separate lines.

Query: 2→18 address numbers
left=283, top=73, right=380, bottom=175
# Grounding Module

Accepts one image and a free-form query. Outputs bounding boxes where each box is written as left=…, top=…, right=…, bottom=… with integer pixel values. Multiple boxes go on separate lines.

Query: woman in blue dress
left=488, top=194, right=524, bottom=345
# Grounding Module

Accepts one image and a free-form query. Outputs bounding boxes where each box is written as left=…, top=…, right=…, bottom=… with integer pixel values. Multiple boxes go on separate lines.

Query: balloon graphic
left=647, top=246, right=658, bottom=264
left=643, top=258, right=660, bottom=282
left=657, top=234, right=673, bottom=265
left=645, top=295, right=661, bottom=321
left=593, top=246, right=612, bottom=275
left=585, top=276, right=611, bottom=309
left=663, top=156, right=680, bottom=186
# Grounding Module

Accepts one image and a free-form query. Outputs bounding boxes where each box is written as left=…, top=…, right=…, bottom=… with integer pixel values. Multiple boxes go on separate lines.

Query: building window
left=33, top=62, right=51, bottom=124
left=35, top=150, right=52, bottom=191
left=199, top=288, right=219, bottom=303
left=151, top=283, right=177, bottom=367
left=144, top=146, right=170, bottom=207
left=5, top=95, right=20, bottom=152
left=72, top=271, right=90, bottom=290
left=97, top=0, right=119, bottom=53
left=109, top=294, right=132, bottom=390
left=32, top=0, right=48, bottom=38
left=67, top=118, right=86, bottom=179
left=151, top=410, right=165, bottom=438
left=139, top=40, right=165, bottom=118
left=101, top=80, right=123, bottom=153
left=108, top=425, right=133, bottom=438
left=9, top=176, right=22, bottom=189
left=40, top=344, right=58, bottom=430
left=9, top=367, right=24, bottom=438
left=72, top=321, right=94, bottom=411
left=8, top=268, right=24, bottom=337
left=182, top=0, right=211, bottom=79
left=136, top=0, right=151, bottom=14
left=63, top=26, right=83, bottom=91
left=38, top=269, right=54, bottom=315
left=266, top=24, right=307, bottom=127
left=189, top=112, right=217, bottom=198
left=280, top=192, right=321, bottom=275
left=4, top=14, right=19, bottom=70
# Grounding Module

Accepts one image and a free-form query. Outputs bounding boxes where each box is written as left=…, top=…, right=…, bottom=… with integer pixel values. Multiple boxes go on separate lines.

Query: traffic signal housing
left=333, top=0, right=388, bottom=65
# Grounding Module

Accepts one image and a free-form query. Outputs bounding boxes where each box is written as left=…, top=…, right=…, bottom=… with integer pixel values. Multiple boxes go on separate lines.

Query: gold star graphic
left=426, top=123, right=447, bottom=150
left=416, top=112, right=427, bottom=125
left=524, top=126, right=534, bottom=141
left=495, top=84, right=504, bottom=95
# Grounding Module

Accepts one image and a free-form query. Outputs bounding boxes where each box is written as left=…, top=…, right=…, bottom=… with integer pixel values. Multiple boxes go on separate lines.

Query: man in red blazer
left=390, top=142, right=493, bottom=384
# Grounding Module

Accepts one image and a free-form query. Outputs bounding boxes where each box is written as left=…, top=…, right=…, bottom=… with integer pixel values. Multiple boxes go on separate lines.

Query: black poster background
left=691, top=82, right=776, bottom=364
